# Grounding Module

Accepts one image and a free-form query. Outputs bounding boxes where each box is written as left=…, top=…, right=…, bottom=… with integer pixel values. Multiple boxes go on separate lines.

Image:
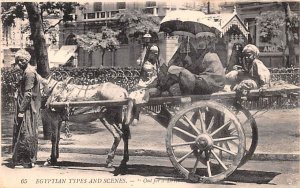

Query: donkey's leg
left=42, top=111, right=56, bottom=166
left=124, top=99, right=134, bottom=125
left=121, top=123, right=130, bottom=167
left=100, top=117, right=122, bottom=168
left=44, top=112, right=62, bottom=165
left=55, top=121, right=62, bottom=159
left=49, top=119, right=62, bottom=165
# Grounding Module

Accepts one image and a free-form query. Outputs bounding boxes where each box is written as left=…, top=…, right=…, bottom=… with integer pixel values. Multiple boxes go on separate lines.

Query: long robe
left=12, top=64, right=41, bottom=167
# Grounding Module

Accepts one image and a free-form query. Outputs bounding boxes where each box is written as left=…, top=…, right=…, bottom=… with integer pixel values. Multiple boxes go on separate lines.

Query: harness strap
left=45, top=80, right=59, bottom=108
left=75, top=85, right=85, bottom=98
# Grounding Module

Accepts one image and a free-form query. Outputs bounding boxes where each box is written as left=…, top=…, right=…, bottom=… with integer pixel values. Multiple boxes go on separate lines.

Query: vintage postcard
left=1, top=0, right=299, bottom=187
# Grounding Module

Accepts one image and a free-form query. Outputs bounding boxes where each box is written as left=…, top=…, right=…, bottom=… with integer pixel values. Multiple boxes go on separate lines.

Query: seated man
left=159, top=36, right=226, bottom=95
left=226, top=44, right=270, bottom=92
left=130, top=45, right=165, bottom=103
left=134, top=45, right=163, bottom=90
left=128, top=45, right=165, bottom=124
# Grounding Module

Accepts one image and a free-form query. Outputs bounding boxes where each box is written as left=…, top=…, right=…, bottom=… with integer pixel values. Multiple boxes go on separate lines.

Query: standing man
left=11, top=49, right=41, bottom=168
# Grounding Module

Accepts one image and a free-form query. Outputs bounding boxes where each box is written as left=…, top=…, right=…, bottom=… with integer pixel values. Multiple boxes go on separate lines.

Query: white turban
left=242, top=44, right=260, bottom=57
left=15, top=49, right=31, bottom=62
left=149, top=45, right=159, bottom=52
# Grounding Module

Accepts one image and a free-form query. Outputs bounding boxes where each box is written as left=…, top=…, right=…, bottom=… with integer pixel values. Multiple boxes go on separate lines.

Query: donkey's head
left=39, top=75, right=59, bottom=97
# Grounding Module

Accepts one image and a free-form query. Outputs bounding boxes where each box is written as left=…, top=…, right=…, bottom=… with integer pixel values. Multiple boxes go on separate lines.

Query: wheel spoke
left=213, top=136, right=239, bottom=142
left=191, top=110, right=199, bottom=124
left=213, top=144, right=237, bottom=155
left=171, top=141, right=196, bottom=147
left=192, top=157, right=200, bottom=174
left=183, top=115, right=201, bottom=135
left=207, top=160, right=212, bottom=177
left=206, top=116, right=215, bottom=133
left=166, top=102, right=247, bottom=183
left=177, top=149, right=195, bottom=164
left=224, top=142, right=232, bottom=151
left=173, top=127, right=197, bottom=139
left=198, top=110, right=207, bottom=133
left=210, top=120, right=232, bottom=137
left=211, top=150, right=228, bottom=170
left=219, top=142, right=223, bottom=160
left=228, top=128, right=237, bottom=135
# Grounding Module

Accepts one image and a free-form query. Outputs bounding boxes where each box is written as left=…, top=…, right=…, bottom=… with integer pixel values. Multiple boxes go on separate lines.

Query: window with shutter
left=146, top=1, right=156, bottom=7
left=94, top=2, right=102, bottom=12
left=117, top=2, right=126, bottom=9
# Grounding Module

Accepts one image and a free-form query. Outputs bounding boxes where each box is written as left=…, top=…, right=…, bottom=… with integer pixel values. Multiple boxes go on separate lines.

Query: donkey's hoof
left=120, top=162, right=128, bottom=170
left=43, top=160, right=51, bottom=166
left=106, top=158, right=114, bottom=168
left=44, top=158, right=56, bottom=166
left=106, top=162, right=114, bottom=168
left=131, top=119, right=139, bottom=126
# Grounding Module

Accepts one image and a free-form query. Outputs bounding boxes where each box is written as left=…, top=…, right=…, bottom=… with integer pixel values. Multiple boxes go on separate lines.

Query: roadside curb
left=43, top=146, right=300, bottom=161
left=3, top=144, right=299, bottom=161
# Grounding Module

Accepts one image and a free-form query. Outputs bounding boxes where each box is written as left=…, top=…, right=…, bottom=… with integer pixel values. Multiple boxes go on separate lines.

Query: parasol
left=159, top=10, right=222, bottom=38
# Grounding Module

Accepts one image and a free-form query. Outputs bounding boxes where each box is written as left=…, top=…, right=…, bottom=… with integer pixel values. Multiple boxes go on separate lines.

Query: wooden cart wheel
left=231, top=105, right=258, bottom=167
left=166, top=101, right=246, bottom=183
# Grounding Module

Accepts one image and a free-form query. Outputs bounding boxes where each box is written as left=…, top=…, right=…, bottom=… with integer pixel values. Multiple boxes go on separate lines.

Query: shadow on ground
left=62, top=121, right=106, bottom=135
left=3, top=158, right=279, bottom=185
left=228, top=169, right=280, bottom=184
left=114, top=164, right=280, bottom=184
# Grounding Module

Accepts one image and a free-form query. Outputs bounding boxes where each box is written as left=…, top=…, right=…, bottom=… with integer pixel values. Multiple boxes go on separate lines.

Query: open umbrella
left=159, top=10, right=222, bottom=38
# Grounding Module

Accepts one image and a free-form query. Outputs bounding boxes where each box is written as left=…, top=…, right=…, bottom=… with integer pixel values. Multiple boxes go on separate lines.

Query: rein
left=41, top=77, right=60, bottom=108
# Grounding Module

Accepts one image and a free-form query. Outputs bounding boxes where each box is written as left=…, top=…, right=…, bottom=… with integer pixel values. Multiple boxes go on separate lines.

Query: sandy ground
left=2, top=108, right=299, bottom=155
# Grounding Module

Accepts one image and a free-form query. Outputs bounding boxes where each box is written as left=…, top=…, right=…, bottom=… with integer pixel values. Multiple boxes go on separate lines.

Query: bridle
left=41, top=71, right=70, bottom=98
left=41, top=75, right=59, bottom=98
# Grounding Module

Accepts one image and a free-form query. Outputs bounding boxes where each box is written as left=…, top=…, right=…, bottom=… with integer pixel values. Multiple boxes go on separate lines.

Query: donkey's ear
left=46, top=75, right=53, bottom=83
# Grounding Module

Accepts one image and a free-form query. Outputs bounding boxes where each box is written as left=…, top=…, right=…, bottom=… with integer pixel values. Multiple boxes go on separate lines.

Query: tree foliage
left=256, top=11, right=286, bottom=45
left=76, top=27, right=120, bottom=53
left=1, top=2, right=25, bottom=27
left=256, top=4, right=299, bottom=67
left=76, top=27, right=120, bottom=65
left=1, top=2, right=78, bottom=32
left=115, top=9, right=161, bottom=37
left=1, top=2, right=79, bottom=77
left=256, top=9, right=299, bottom=45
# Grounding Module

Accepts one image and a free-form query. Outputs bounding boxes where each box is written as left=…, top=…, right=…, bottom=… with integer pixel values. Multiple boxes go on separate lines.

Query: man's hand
left=259, top=85, right=268, bottom=94
left=233, top=65, right=243, bottom=71
left=18, top=112, right=24, bottom=118
left=168, top=65, right=185, bottom=76
left=17, top=112, right=24, bottom=125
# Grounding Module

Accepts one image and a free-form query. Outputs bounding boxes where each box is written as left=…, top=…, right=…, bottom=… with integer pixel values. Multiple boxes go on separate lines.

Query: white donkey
left=39, top=75, right=135, bottom=168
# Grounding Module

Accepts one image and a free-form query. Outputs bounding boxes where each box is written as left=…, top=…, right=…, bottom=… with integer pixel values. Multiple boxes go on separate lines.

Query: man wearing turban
left=226, top=44, right=271, bottom=92
left=157, top=36, right=226, bottom=95
left=134, top=44, right=166, bottom=93
left=11, top=49, right=42, bottom=168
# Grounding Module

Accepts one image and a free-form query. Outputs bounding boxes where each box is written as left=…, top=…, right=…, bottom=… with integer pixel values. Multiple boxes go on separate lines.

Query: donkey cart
left=49, top=84, right=299, bottom=183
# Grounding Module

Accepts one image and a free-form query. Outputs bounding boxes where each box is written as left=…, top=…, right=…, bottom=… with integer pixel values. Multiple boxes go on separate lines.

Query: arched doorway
left=65, top=34, right=77, bottom=45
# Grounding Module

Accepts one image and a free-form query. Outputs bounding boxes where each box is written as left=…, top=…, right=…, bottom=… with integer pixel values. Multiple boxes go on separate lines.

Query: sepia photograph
left=0, top=0, right=299, bottom=187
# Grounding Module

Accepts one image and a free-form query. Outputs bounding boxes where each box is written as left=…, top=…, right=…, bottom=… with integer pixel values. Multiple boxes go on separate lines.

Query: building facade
left=221, top=1, right=300, bottom=67
left=1, top=18, right=60, bottom=68
left=59, top=0, right=197, bottom=68
left=4, top=1, right=296, bottom=69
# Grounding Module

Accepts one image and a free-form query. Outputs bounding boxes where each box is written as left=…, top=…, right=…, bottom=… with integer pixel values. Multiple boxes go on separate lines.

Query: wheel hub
left=195, top=134, right=213, bottom=150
